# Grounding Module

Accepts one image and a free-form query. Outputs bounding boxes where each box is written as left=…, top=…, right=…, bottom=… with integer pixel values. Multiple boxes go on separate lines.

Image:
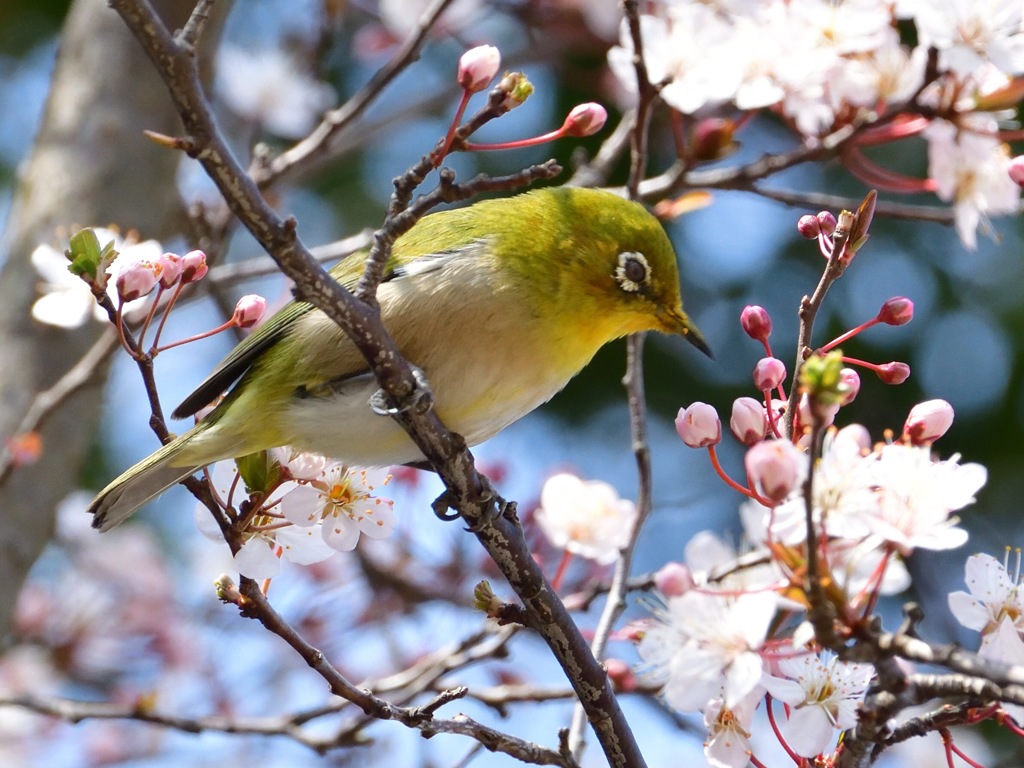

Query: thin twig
left=0, top=331, right=119, bottom=483
left=255, top=0, right=458, bottom=188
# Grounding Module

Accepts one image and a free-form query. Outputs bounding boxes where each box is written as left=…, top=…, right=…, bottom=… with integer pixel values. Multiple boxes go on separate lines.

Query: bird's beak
left=664, top=306, right=712, bottom=358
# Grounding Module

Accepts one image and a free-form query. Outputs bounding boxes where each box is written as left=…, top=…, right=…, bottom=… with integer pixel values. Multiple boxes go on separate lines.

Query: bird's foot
left=369, top=366, right=434, bottom=417
left=431, top=477, right=517, bottom=532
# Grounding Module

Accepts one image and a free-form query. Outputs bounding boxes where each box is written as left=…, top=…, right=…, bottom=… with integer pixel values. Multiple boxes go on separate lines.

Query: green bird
left=89, top=186, right=708, bottom=531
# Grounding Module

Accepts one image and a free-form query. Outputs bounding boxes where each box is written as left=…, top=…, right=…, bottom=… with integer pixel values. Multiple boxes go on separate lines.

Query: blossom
left=30, top=229, right=163, bottom=328
left=196, top=453, right=393, bottom=578
left=704, top=687, right=762, bottom=768
left=216, top=45, right=334, bottom=138
left=762, top=651, right=874, bottom=758
left=457, top=45, right=500, bottom=93
left=730, top=397, right=767, bottom=446
left=770, top=426, right=880, bottom=544
left=534, top=473, right=636, bottom=564
left=867, top=443, right=985, bottom=553
left=908, top=0, right=1024, bottom=79
left=281, top=463, right=395, bottom=552
left=949, top=552, right=1024, bottom=639
left=902, top=399, right=954, bottom=444
left=925, top=117, right=1020, bottom=249
left=638, top=590, right=776, bottom=711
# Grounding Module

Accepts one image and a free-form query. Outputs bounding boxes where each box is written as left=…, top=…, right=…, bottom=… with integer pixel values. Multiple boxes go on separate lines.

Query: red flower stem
left=949, top=740, right=986, bottom=768
left=154, top=318, right=238, bottom=353
left=464, top=128, right=566, bottom=152
left=821, top=318, right=878, bottom=352
left=149, top=281, right=185, bottom=353
left=764, top=391, right=783, bottom=438
left=765, top=694, right=803, bottom=765
left=434, top=88, right=472, bottom=166
left=708, top=445, right=771, bottom=506
left=551, top=549, right=573, bottom=592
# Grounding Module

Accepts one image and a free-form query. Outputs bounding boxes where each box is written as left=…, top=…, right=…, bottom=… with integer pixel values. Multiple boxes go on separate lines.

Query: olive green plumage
left=89, top=187, right=707, bottom=531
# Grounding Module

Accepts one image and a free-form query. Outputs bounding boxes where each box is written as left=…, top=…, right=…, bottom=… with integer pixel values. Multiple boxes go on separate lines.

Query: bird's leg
left=369, top=365, right=434, bottom=417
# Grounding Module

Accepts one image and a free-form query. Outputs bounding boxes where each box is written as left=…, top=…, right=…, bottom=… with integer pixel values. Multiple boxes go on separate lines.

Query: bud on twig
left=675, top=403, right=722, bottom=448
left=457, top=45, right=501, bottom=93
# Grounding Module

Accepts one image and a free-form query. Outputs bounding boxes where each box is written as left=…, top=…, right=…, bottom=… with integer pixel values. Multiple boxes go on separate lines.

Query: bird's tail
left=88, top=436, right=204, bottom=532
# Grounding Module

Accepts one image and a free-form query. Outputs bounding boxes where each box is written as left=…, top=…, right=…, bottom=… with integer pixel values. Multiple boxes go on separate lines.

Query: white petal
left=948, top=590, right=992, bottom=631
left=31, top=291, right=92, bottom=328
left=784, top=704, right=835, bottom=758
left=193, top=503, right=224, bottom=541
left=280, top=484, right=322, bottom=527
left=723, top=651, right=764, bottom=708
left=233, top=537, right=281, bottom=579
left=706, top=727, right=752, bottom=768
left=276, top=525, right=336, bottom=565
left=322, top=513, right=360, bottom=551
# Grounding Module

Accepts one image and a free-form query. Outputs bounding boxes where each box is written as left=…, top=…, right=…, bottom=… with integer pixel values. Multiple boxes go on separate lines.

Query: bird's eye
left=614, top=251, right=651, bottom=293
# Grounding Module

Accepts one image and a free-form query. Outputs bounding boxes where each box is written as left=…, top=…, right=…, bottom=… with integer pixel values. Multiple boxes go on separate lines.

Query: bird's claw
left=431, top=478, right=516, bottom=532
left=370, top=366, right=434, bottom=417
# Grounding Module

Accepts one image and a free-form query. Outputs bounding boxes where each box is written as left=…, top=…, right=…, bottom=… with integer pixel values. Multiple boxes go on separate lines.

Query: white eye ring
left=614, top=251, right=650, bottom=293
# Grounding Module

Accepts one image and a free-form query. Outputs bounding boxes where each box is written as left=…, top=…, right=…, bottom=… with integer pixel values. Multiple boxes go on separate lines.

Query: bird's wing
left=171, top=300, right=313, bottom=419
left=171, top=244, right=480, bottom=420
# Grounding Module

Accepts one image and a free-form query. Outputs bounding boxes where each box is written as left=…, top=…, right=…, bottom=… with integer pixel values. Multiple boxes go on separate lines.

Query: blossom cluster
left=619, top=204, right=990, bottom=763
left=195, top=447, right=396, bottom=580
left=608, top=0, right=1023, bottom=247
left=30, top=228, right=267, bottom=356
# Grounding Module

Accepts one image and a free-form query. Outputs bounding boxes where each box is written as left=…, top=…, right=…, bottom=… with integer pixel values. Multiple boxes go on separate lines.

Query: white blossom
left=867, top=443, right=985, bottom=553
left=949, top=552, right=1024, bottom=637
left=535, top=473, right=636, bottom=564
left=925, top=117, right=1020, bottom=249
left=704, top=687, right=763, bottom=768
left=762, top=651, right=874, bottom=757
left=639, top=590, right=776, bottom=711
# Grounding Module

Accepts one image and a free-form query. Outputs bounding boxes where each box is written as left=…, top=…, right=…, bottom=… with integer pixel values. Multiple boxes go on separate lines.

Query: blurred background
left=0, top=0, right=1021, bottom=765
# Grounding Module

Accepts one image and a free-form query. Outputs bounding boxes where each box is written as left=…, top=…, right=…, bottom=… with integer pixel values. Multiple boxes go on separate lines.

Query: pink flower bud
left=458, top=45, right=501, bottom=93
left=1010, top=155, right=1024, bottom=186
left=115, top=259, right=160, bottom=302
left=730, top=397, right=767, bottom=446
left=180, top=249, right=209, bottom=284
left=744, top=439, right=805, bottom=504
left=876, top=361, right=910, bottom=384
left=753, top=357, right=786, bottom=392
left=562, top=102, right=608, bottom=137
left=816, top=211, right=837, bottom=236
left=740, top=305, right=772, bottom=342
left=797, top=214, right=820, bottom=239
left=902, top=398, right=954, bottom=445
left=675, top=402, right=722, bottom=448
left=877, top=296, right=914, bottom=326
left=158, top=252, right=182, bottom=289
left=232, top=294, right=267, bottom=328
left=839, top=367, right=861, bottom=405
left=654, top=562, right=693, bottom=597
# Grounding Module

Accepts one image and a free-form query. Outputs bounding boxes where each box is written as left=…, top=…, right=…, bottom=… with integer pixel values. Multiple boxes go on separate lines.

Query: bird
left=89, top=186, right=708, bottom=531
